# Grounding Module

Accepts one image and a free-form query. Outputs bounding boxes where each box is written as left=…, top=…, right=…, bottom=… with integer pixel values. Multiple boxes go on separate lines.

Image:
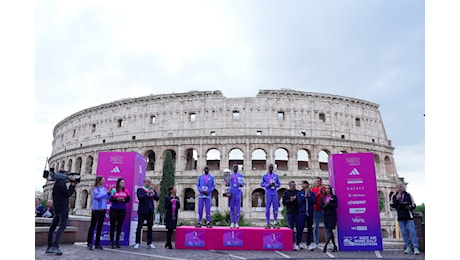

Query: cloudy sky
left=34, top=0, right=425, bottom=202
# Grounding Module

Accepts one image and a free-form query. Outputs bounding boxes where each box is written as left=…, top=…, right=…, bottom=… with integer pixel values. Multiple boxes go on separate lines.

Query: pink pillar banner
left=328, top=153, right=383, bottom=251
left=95, top=152, right=147, bottom=246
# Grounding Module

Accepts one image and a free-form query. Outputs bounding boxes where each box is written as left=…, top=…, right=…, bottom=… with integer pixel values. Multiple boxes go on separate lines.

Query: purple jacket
left=260, top=172, right=280, bottom=195
left=197, top=174, right=215, bottom=199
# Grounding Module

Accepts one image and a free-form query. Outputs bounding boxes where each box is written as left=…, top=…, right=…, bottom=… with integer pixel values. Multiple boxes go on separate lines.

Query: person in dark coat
left=164, top=186, right=180, bottom=249
left=320, top=184, right=338, bottom=253
left=134, top=177, right=159, bottom=249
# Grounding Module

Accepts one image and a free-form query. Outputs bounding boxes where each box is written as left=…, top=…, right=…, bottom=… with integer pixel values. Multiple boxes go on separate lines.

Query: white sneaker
left=294, top=244, right=300, bottom=251
left=235, top=223, right=239, bottom=228
left=414, top=247, right=420, bottom=255
left=230, top=223, right=235, bottom=228
left=134, top=243, right=140, bottom=249
left=308, top=244, right=315, bottom=251
left=327, top=243, right=333, bottom=249
left=310, top=243, right=317, bottom=249
left=148, top=244, right=156, bottom=249
left=404, top=247, right=411, bottom=254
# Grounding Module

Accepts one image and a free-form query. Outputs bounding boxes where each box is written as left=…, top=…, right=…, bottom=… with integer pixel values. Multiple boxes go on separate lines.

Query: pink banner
left=328, top=153, right=383, bottom=251
left=95, top=152, right=147, bottom=246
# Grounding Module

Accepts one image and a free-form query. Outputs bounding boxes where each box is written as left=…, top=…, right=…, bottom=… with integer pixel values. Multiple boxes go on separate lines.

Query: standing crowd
left=40, top=164, right=420, bottom=256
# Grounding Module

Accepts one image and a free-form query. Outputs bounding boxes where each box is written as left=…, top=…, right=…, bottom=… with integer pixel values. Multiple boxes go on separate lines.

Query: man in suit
left=134, top=177, right=159, bottom=249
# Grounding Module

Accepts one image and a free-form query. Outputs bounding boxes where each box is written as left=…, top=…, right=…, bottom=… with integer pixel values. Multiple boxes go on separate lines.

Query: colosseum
left=42, top=89, right=405, bottom=238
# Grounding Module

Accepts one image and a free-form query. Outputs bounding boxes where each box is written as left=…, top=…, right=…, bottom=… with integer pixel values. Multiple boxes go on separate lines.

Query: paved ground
left=35, top=242, right=424, bottom=260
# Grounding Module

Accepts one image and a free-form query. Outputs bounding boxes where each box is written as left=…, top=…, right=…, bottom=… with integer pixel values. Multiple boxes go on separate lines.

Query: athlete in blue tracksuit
left=228, top=164, right=245, bottom=228
left=260, top=163, right=281, bottom=228
left=295, top=180, right=316, bottom=251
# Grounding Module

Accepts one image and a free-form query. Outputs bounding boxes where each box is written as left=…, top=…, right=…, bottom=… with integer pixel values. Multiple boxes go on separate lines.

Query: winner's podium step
left=175, top=226, right=293, bottom=251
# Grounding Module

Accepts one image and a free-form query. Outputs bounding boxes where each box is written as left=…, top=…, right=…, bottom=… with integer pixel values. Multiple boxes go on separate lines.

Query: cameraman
left=46, top=170, right=77, bottom=255
left=390, top=183, right=420, bottom=255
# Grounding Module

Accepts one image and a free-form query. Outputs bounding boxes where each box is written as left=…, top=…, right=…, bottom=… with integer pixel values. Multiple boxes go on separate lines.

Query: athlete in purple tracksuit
left=228, top=164, right=245, bottom=228
left=196, top=166, right=215, bottom=228
left=260, top=163, right=281, bottom=228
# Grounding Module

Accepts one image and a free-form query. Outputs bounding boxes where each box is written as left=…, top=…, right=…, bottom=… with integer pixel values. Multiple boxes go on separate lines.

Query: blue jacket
left=297, top=190, right=316, bottom=215
left=91, top=186, right=109, bottom=210
left=197, top=174, right=215, bottom=199
left=228, top=172, right=245, bottom=194
left=260, top=172, right=280, bottom=195
left=137, top=186, right=159, bottom=215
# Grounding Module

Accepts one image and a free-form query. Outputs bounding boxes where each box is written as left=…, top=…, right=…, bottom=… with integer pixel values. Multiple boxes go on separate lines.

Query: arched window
left=185, top=149, right=198, bottom=171
left=277, top=188, right=287, bottom=209
left=146, top=150, right=155, bottom=171
left=184, top=188, right=196, bottom=211
left=211, top=190, right=219, bottom=210
left=81, top=190, right=89, bottom=209
left=164, top=150, right=176, bottom=170
left=251, top=149, right=267, bottom=171
left=384, top=156, right=393, bottom=174
left=67, top=159, right=73, bottom=172
left=206, top=149, right=221, bottom=171
left=61, top=160, right=65, bottom=170
left=252, top=188, right=265, bottom=208
left=378, top=190, right=385, bottom=212
left=318, top=150, right=329, bottom=171
left=75, top=157, right=82, bottom=173
left=275, top=148, right=289, bottom=171
left=374, top=153, right=381, bottom=173
left=85, top=156, right=93, bottom=174
left=297, top=149, right=310, bottom=170
left=229, top=148, right=244, bottom=170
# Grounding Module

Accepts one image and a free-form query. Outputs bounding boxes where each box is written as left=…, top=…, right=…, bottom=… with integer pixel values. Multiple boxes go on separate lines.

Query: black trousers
left=109, top=208, right=126, bottom=243
left=136, top=212, right=154, bottom=244
left=166, top=229, right=174, bottom=245
left=87, top=210, right=106, bottom=246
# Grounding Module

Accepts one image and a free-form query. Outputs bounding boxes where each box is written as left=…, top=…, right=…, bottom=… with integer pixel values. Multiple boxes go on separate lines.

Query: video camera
left=43, top=167, right=81, bottom=184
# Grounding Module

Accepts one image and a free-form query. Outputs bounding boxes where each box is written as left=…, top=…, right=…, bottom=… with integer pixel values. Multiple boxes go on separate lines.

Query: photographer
left=46, top=170, right=77, bottom=255
left=390, top=183, right=420, bottom=255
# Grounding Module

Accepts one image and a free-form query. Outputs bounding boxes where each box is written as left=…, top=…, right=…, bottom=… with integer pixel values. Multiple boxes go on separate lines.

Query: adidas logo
left=111, top=166, right=121, bottom=173
left=349, top=168, right=360, bottom=176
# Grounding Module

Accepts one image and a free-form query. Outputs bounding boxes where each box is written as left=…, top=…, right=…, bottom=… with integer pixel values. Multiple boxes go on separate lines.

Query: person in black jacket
left=134, top=177, right=159, bottom=249
left=164, top=186, right=180, bottom=249
left=46, top=171, right=77, bottom=255
left=321, top=185, right=338, bottom=253
left=390, top=183, right=420, bottom=255
left=282, top=181, right=299, bottom=249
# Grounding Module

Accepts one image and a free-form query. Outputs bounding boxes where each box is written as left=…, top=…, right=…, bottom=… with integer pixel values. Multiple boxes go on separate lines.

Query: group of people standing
left=282, top=177, right=338, bottom=252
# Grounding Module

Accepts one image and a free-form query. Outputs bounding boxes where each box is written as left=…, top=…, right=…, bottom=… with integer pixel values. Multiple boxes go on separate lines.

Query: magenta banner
left=328, top=153, right=383, bottom=251
left=96, top=151, right=147, bottom=246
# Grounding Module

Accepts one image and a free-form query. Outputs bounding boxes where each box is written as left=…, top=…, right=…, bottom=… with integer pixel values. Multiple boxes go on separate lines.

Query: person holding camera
left=46, top=170, right=77, bottom=255
left=87, top=176, right=110, bottom=250
left=109, top=178, right=131, bottom=248
left=390, top=183, right=420, bottom=255
left=260, top=163, right=281, bottom=229
left=134, top=177, right=160, bottom=249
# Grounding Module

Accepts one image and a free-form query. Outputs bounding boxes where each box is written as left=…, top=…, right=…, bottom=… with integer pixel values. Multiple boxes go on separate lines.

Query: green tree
left=157, top=150, right=175, bottom=216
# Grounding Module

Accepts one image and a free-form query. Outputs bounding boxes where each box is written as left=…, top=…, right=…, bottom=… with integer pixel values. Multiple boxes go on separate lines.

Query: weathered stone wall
left=43, top=89, right=402, bottom=237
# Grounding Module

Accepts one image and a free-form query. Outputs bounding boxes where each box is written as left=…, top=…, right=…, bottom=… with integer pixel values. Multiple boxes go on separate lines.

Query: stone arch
left=61, top=160, right=65, bottom=170
left=184, top=188, right=195, bottom=211
left=75, top=157, right=82, bottom=173
left=381, top=228, right=389, bottom=238
left=252, top=188, right=265, bottom=207
left=185, top=148, right=198, bottom=171
left=85, top=156, right=94, bottom=174
left=384, top=156, right=393, bottom=174
left=81, top=189, right=89, bottom=209
left=164, top=149, right=177, bottom=169
left=318, top=150, right=330, bottom=171
left=55, top=162, right=59, bottom=172
left=228, top=148, right=244, bottom=170
left=211, top=189, right=219, bottom=208
left=145, top=150, right=155, bottom=171
left=69, top=190, right=77, bottom=211
left=66, top=159, right=72, bottom=172
left=378, top=190, right=386, bottom=212
left=251, top=149, right=267, bottom=171
left=297, top=149, right=310, bottom=170
left=275, top=148, right=289, bottom=171
left=277, top=188, right=287, bottom=207
left=374, top=153, right=381, bottom=173
left=206, top=148, right=221, bottom=171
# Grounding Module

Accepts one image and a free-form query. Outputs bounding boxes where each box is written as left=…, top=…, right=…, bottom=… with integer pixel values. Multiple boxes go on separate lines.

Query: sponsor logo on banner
left=349, top=208, right=366, bottom=214
left=349, top=168, right=360, bottom=175
left=348, top=200, right=366, bottom=205
left=348, top=193, right=366, bottom=198
left=346, top=186, right=365, bottom=191
left=347, top=179, right=363, bottom=184
left=111, top=166, right=121, bottom=173
left=351, top=216, right=366, bottom=223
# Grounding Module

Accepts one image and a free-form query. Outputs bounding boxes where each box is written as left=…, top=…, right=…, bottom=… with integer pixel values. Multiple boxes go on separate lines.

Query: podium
left=175, top=226, right=293, bottom=251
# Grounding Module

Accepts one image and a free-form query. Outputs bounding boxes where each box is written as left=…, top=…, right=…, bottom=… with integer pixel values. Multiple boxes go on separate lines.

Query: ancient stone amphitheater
left=42, top=89, right=404, bottom=238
